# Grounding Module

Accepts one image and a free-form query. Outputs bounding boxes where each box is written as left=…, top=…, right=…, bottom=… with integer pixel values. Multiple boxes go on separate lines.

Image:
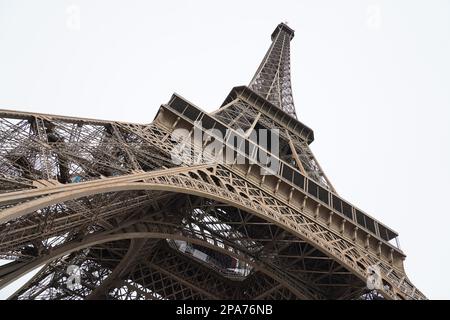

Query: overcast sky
left=0, top=0, right=449, bottom=299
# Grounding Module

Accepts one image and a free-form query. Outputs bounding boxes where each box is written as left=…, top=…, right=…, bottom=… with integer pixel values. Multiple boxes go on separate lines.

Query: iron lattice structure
left=0, top=23, right=425, bottom=300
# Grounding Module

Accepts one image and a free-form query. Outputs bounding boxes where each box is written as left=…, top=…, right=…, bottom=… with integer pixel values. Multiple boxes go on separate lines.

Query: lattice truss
left=0, top=110, right=425, bottom=300
left=213, top=99, right=334, bottom=190
left=249, top=24, right=297, bottom=118
left=0, top=115, right=175, bottom=192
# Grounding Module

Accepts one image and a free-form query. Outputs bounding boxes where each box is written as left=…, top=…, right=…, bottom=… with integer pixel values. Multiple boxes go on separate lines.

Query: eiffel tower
left=0, top=23, right=425, bottom=300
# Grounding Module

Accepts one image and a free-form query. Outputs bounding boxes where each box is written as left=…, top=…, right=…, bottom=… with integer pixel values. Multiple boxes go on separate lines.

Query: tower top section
left=249, top=22, right=297, bottom=118
left=271, top=22, right=295, bottom=41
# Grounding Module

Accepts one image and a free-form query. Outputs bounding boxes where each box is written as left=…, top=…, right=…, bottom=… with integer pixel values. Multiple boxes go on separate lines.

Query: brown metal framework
left=0, top=23, right=425, bottom=300
left=250, top=23, right=297, bottom=118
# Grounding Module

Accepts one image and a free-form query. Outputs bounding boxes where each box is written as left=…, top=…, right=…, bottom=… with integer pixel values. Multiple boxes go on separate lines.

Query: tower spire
left=249, top=22, right=297, bottom=118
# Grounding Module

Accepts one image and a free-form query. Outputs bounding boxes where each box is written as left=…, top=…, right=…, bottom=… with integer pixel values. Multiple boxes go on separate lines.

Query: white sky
left=0, top=0, right=449, bottom=299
